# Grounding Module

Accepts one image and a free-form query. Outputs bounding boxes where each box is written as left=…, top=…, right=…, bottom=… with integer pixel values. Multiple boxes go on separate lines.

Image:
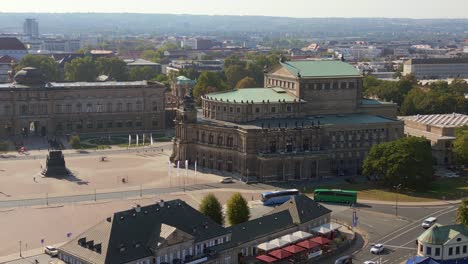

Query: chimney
left=159, top=200, right=165, bottom=208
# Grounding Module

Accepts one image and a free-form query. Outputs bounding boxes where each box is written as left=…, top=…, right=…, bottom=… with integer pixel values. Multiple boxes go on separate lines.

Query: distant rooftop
left=205, top=88, right=299, bottom=103
left=0, top=80, right=154, bottom=89
left=124, top=58, right=160, bottom=66
left=405, top=58, right=468, bottom=65
left=418, top=224, right=468, bottom=245
left=280, top=60, right=361, bottom=78
left=401, top=113, right=468, bottom=127
left=0, top=37, right=27, bottom=50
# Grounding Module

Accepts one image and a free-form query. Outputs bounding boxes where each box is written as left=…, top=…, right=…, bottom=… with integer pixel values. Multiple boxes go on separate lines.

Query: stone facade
left=0, top=68, right=166, bottom=138
left=172, top=60, right=403, bottom=182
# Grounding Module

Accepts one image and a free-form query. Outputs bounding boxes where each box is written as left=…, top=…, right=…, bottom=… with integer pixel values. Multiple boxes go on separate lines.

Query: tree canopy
left=17, top=54, right=60, bottom=82
left=453, top=126, right=468, bottom=165
left=193, top=71, right=228, bottom=105
left=226, top=193, right=250, bottom=225
left=225, top=64, right=250, bottom=87
left=96, top=57, right=129, bottom=81
left=129, top=66, right=158, bottom=81
left=235, top=76, right=258, bottom=88
left=64, top=56, right=98, bottom=82
left=363, top=137, right=434, bottom=190
left=457, top=199, right=468, bottom=227
left=199, top=193, right=223, bottom=225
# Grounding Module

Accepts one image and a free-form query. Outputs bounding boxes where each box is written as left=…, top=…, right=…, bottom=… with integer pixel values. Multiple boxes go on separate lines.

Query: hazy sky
left=1, top=0, right=466, bottom=19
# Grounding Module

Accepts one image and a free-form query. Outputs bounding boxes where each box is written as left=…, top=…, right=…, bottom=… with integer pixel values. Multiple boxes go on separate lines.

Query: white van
left=422, top=217, right=437, bottom=229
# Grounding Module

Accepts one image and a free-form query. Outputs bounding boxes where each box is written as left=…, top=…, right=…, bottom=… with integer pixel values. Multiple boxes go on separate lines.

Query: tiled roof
left=418, top=224, right=468, bottom=245
left=0, top=37, right=27, bottom=50
left=264, top=195, right=331, bottom=224
left=280, top=60, right=360, bottom=78
left=205, top=88, right=299, bottom=103
left=402, top=113, right=468, bottom=127
left=59, top=200, right=229, bottom=264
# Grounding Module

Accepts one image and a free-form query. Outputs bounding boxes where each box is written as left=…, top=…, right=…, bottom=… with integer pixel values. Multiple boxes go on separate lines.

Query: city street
left=326, top=202, right=458, bottom=263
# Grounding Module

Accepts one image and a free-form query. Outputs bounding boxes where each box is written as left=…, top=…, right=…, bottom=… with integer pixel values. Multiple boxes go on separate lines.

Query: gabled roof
left=265, top=194, right=331, bottom=224
left=279, top=60, right=360, bottom=78
left=205, top=88, right=300, bottom=103
left=0, top=37, right=27, bottom=50
left=59, top=199, right=228, bottom=264
left=418, top=224, right=468, bottom=245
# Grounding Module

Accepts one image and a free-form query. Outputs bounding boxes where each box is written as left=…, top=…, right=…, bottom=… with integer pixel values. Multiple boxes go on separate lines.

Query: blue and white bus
left=261, top=189, right=300, bottom=206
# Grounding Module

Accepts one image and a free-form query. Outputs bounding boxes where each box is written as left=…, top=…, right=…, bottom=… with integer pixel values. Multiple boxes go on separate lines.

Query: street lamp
left=394, top=184, right=402, bottom=217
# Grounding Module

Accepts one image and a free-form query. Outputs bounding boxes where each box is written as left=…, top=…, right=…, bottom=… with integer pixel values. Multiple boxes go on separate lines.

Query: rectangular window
left=223, top=106, right=227, bottom=112
left=76, top=123, right=82, bottom=129
left=107, top=122, right=113, bottom=128
left=287, top=106, right=292, bottom=112
left=255, top=108, right=260, bottom=113
left=341, top=82, right=347, bottom=89
left=456, top=246, right=460, bottom=255
left=237, top=108, right=240, bottom=113
left=463, top=245, right=467, bottom=254
left=229, top=107, right=233, bottom=113
left=126, top=121, right=133, bottom=127
left=136, top=121, right=143, bottom=127
left=152, top=120, right=158, bottom=127
left=435, top=248, right=440, bottom=256
left=87, top=122, right=93, bottom=129
left=449, top=247, right=453, bottom=256
left=116, top=122, right=123, bottom=128
left=271, top=107, right=276, bottom=113
left=349, top=82, right=355, bottom=88
left=426, top=246, right=432, bottom=255
left=97, top=122, right=103, bottom=129
left=66, top=123, right=73, bottom=130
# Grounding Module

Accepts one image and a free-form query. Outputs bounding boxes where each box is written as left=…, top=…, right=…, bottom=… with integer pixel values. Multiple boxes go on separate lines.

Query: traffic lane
left=331, top=206, right=410, bottom=263
left=359, top=206, right=457, bottom=264
left=358, top=203, right=457, bottom=221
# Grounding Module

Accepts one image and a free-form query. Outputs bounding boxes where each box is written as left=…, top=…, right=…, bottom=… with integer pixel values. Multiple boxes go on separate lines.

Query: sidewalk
left=0, top=242, right=63, bottom=264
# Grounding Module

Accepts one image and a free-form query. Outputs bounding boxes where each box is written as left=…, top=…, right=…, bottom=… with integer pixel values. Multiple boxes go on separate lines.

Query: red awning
left=256, top=254, right=278, bottom=263
left=296, top=239, right=321, bottom=249
left=282, top=244, right=307, bottom=254
left=268, top=249, right=293, bottom=260
left=310, top=236, right=331, bottom=245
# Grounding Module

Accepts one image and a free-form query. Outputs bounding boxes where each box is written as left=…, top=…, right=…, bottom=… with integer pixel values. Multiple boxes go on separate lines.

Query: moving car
left=220, top=177, right=234, bottom=183
left=422, top=217, right=437, bottom=229
left=370, top=244, right=384, bottom=254
left=44, top=246, right=59, bottom=257
left=335, top=255, right=353, bottom=264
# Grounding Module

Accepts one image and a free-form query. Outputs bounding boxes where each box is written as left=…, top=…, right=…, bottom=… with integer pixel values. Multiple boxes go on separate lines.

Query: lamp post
left=394, top=184, right=402, bottom=217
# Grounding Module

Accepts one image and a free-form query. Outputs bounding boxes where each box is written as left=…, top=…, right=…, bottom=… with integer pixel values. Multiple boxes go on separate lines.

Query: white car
left=220, top=177, right=234, bottom=183
left=364, top=261, right=378, bottom=264
left=370, top=244, right=384, bottom=254
left=44, top=245, right=59, bottom=257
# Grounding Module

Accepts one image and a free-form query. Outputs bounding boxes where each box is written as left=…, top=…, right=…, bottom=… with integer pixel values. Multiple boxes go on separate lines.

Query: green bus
left=313, top=189, right=357, bottom=204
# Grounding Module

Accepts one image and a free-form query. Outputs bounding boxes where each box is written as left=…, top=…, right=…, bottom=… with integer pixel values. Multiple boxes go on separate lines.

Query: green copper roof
left=205, top=88, right=299, bottom=103
left=280, top=60, right=360, bottom=78
left=418, top=224, right=468, bottom=245
left=176, top=75, right=196, bottom=85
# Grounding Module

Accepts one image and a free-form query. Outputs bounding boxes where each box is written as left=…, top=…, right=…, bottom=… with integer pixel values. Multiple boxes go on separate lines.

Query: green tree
left=235, top=77, right=258, bottom=88
left=225, top=65, right=249, bottom=87
left=457, top=199, right=468, bottom=226
left=64, top=56, right=98, bottom=82
left=363, top=137, right=434, bottom=190
left=199, top=193, right=223, bottom=225
left=17, top=54, right=60, bottom=81
left=226, top=193, right=250, bottom=225
left=129, top=66, right=157, bottom=81
left=69, top=135, right=81, bottom=149
left=178, top=68, right=200, bottom=80
left=193, top=71, right=228, bottom=105
left=96, top=57, right=129, bottom=81
left=453, top=126, right=468, bottom=165
left=224, top=55, right=246, bottom=68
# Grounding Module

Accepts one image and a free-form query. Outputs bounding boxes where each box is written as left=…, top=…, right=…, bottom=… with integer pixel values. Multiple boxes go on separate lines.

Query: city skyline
left=1, top=0, right=468, bottom=19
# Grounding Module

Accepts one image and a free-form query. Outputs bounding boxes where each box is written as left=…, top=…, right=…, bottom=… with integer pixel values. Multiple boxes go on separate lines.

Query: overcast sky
left=1, top=0, right=466, bottom=19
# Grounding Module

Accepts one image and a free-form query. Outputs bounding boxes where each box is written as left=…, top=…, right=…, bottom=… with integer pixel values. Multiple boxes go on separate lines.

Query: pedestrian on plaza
left=33, top=177, right=36, bottom=182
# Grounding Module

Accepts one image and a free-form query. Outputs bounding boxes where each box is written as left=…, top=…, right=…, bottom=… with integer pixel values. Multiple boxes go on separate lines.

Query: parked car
left=335, top=255, right=353, bottom=264
left=422, top=217, right=437, bottom=229
left=220, top=177, right=234, bottom=183
left=44, top=246, right=59, bottom=257
left=370, top=244, right=384, bottom=254
left=364, top=261, right=378, bottom=264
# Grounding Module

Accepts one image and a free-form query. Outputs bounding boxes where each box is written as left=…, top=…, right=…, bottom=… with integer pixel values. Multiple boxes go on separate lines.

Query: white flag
left=128, top=134, right=131, bottom=147
left=143, top=134, right=146, bottom=145
left=136, top=134, right=139, bottom=147
left=185, top=160, right=188, bottom=168
left=195, top=160, right=197, bottom=173
left=150, top=134, right=154, bottom=145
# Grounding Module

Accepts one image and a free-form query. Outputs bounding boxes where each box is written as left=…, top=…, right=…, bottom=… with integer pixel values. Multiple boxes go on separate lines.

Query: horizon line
left=1, top=12, right=468, bottom=20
